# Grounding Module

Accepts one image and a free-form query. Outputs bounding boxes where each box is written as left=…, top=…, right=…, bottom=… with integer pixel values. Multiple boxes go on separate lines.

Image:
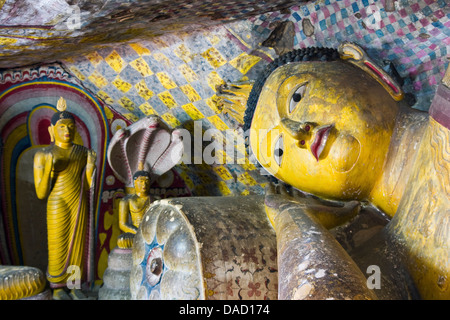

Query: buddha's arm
left=85, top=149, right=96, bottom=189
left=118, top=198, right=138, bottom=234
left=264, top=184, right=360, bottom=229
left=264, top=183, right=376, bottom=300
left=33, top=151, right=53, bottom=200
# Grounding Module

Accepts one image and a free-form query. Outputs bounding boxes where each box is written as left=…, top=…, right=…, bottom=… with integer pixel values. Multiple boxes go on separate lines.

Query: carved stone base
left=98, top=247, right=132, bottom=300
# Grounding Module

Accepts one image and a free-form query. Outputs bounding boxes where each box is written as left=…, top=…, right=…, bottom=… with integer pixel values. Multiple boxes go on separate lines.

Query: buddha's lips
left=310, top=125, right=333, bottom=161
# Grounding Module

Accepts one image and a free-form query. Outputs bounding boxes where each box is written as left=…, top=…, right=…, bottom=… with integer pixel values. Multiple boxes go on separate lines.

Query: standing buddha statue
left=33, top=97, right=96, bottom=300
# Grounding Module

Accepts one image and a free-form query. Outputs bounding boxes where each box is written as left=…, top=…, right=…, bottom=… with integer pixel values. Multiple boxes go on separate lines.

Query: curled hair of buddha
left=133, top=170, right=151, bottom=181
left=51, top=97, right=75, bottom=125
left=243, top=47, right=340, bottom=132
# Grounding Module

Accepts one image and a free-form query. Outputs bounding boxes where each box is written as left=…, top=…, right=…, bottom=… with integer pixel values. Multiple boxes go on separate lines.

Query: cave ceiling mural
left=0, top=0, right=306, bottom=68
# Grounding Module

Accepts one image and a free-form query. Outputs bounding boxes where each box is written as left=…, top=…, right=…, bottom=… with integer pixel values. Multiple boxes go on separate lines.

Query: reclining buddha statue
left=243, top=42, right=449, bottom=300
left=130, top=42, right=448, bottom=300
left=127, top=42, right=447, bottom=300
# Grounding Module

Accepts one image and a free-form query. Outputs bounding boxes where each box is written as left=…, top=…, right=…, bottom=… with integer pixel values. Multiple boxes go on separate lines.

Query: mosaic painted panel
left=247, top=0, right=449, bottom=108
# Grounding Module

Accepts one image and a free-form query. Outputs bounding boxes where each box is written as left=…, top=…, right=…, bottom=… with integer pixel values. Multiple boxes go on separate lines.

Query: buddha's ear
left=48, top=125, right=54, bottom=142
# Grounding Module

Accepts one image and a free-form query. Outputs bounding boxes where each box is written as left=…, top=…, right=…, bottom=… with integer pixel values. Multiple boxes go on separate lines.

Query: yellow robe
left=46, top=144, right=92, bottom=288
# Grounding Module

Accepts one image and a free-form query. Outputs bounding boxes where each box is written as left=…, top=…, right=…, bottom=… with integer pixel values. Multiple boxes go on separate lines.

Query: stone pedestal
left=98, top=247, right=132, bottom=300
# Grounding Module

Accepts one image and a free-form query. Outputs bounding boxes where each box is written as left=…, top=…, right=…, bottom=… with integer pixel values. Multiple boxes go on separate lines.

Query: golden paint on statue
left=243, top=43, right=449, bottom=299
left=33, top=97, right=96, bottom=300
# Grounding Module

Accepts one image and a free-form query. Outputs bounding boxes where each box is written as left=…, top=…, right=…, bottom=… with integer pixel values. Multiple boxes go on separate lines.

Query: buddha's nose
left=280, top=118, right=313, bottom=143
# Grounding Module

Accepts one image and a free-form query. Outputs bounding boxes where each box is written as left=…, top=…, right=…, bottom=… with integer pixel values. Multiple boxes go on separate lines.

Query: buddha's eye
left=274, top=135, right=283, bottom=166
left=289, top=84, right=307, bottom=113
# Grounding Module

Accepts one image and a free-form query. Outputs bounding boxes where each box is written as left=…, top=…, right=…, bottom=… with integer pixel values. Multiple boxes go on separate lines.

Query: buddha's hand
left=264, top=182, right=361, bottom=229
left=87, top=149, right=96, bottom=166
left=264, top=182, right=309, bottom=211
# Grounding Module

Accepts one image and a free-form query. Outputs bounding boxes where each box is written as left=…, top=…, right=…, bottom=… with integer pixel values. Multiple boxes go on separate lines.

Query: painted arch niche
left=0, top=76, right=108, bottom=273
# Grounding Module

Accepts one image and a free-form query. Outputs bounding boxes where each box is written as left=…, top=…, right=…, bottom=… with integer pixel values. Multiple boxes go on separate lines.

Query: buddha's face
left=52, top=119, right=75, bottom=144
left=249, top=60, right=400, bottom=200
left=135, top=175, right=150, bottom=195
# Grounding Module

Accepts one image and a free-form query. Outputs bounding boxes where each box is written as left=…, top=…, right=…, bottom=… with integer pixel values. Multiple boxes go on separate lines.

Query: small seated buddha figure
left=245, top=42, right=449, bottom=299
left=106, top=115, right=184, bottom=250
left=117, top=170, right=152, bottom=249
left=33, top=97, right=96, bottom=300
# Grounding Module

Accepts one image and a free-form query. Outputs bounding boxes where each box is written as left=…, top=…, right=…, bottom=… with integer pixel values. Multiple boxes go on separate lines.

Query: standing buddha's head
left=49, top=97, right=76, bottom=145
